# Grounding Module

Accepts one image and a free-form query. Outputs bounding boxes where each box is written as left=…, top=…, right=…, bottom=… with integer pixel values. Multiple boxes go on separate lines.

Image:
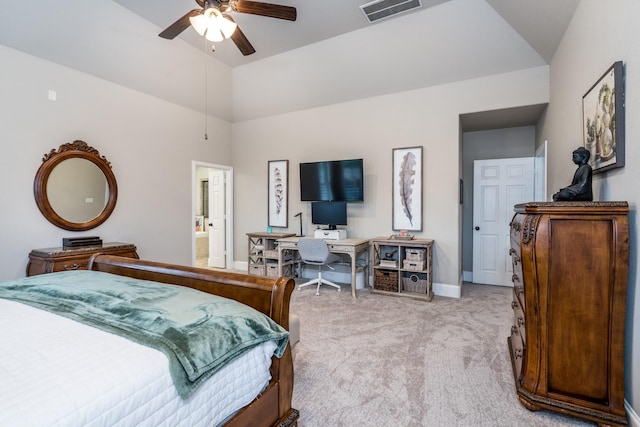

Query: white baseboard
left=463, top=270, right=473, bottom=282
left=301, top=264, right=366, bottom=289
left=434, top=282, right=461, bottom=298
left=237, top=260, right=462, bottom=298
left=627, top=400, right=640, bottom=427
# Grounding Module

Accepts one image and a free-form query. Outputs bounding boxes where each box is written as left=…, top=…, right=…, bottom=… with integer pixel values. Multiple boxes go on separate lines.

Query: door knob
left=475, top=226, right=480, bottom=231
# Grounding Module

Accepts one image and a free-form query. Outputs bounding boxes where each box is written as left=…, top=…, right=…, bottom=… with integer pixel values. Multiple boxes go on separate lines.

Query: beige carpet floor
left=290, top=282, right=595, bottom=427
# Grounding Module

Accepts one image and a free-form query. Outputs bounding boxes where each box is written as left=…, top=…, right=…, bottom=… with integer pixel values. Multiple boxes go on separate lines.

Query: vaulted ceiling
left=112, top=0, right=579, bottom=68
left=0, top=0, right=580, bottom=123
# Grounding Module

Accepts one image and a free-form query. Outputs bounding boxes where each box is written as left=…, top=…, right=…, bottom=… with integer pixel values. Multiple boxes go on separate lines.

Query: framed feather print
left=392, top=147, right=422, bottom=231
left=268, top=160, right=288, bottom=228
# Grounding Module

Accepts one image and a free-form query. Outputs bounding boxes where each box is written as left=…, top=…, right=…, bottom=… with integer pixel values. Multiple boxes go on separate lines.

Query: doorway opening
left=459, top=104, right=547, bottom=290
left=460, top=123, right=543, bottom=285
left=192, top=161, right=233, bottom=270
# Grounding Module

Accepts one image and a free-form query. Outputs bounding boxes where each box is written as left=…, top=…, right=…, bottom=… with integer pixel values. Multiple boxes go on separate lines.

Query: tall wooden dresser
left=508, top=202, right=629, bottom=427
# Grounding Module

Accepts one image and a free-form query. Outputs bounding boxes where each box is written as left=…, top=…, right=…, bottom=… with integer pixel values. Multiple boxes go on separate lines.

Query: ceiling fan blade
left=232, top=0, right=297, bottom=21
left=225, top=16, right=256, bottom=55
left=159, top=9, right=202, bottom=39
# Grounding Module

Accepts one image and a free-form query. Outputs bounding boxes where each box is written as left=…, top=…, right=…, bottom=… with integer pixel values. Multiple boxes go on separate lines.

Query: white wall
left=232, top=0, right=545, bottom=122
left=0, top=0, right=233, bottom=122
left=540, top=0, right=640, bottom=419
left=232, top=66, right=549, bottom=292
left=0, top=45, right=233, bottom=280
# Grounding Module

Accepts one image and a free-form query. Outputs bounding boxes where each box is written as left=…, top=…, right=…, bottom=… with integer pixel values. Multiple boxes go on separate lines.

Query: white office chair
left=297, top=238, right=342, bottom=296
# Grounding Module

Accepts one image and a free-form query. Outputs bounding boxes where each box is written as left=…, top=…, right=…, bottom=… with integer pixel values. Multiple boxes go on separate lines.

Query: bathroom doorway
left=193, top=161, right=233, bottom=269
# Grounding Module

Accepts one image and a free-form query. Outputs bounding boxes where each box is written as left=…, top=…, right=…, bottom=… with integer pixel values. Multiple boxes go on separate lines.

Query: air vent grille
left=360, top=0, right=422, bottom=23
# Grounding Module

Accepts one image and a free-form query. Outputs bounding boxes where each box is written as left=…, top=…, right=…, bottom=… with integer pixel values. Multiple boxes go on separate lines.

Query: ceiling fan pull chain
left=204, top=38, right=209, bottom=141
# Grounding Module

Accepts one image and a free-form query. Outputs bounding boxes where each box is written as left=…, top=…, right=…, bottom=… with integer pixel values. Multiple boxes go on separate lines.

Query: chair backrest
left=297, top=238, right=331, bottom=263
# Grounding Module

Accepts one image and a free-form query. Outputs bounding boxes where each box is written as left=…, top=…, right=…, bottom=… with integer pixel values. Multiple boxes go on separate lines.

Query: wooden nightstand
left=27, top=242, right=139, bottom=276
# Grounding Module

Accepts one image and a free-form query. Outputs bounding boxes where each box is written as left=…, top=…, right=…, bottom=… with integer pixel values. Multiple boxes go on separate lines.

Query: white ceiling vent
left=360, top=0, right=422, bottom=23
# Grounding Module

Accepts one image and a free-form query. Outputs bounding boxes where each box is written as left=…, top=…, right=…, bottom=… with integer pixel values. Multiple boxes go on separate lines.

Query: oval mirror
left=34, top=140, right=118, bottom=231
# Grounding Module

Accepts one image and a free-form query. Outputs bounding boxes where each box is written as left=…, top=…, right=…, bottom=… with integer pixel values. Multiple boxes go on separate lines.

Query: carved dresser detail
left=508, top=201, right=629, bottom=427
left=27, top=242, right=139, bottom=276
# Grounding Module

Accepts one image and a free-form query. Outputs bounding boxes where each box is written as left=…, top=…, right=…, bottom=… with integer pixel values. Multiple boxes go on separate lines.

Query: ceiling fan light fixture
left=205, top=26, right=224, bottom=42
left=219, top=16, right=238, bottom=38
left=189, top=13, right=208, bottom=36
left=160, top=0, right=296, bottom=56
left=191, top=7, right=235, bottom=41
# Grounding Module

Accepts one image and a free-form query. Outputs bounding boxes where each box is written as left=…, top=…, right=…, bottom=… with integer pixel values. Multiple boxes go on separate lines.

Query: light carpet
left=290, top=282, right=594, bottom=427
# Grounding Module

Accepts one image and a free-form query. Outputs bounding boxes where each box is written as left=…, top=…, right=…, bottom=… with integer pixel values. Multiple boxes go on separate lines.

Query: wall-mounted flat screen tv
left=299, top=158, right=364, bottom=201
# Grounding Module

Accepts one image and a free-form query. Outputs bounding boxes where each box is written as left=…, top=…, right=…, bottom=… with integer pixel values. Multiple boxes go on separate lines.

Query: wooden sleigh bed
left=0, top=254, right=299, bottom=427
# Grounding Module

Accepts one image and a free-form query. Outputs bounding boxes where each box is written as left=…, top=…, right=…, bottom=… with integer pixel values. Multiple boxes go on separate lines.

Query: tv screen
left=311, top=201, right=347, bottom=230
left=300, top=159, right=363, bottom=201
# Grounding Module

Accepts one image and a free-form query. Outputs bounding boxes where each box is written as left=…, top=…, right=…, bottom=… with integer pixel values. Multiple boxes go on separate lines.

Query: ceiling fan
left=159, top=0, right=297, bottom=56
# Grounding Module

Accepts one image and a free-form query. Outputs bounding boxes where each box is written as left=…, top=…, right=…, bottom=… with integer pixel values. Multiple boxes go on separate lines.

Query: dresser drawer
left=509, top=241, right=525, bottom=312
left=509, top=324, right=525, bottom=382
left=510, top=214, right=524, bottom=241
left=27, top=243, right=138, bottom=276
left=511, top=293, right=526, bottom=344
left=511, top=268, right=525, bottom=312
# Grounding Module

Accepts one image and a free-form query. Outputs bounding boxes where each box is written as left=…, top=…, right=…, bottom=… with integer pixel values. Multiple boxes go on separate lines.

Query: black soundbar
left=62, top=236, right=103, bottom=248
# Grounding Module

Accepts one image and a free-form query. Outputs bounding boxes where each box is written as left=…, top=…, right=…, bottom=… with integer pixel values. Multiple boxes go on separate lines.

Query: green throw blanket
left=0, top=270, right=289, bottom=398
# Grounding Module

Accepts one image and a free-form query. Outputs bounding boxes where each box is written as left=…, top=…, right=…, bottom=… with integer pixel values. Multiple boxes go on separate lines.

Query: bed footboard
left=88, top=255, right=298, bottom=427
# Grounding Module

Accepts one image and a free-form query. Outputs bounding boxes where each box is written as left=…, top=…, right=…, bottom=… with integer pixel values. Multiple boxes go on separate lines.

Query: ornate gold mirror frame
left=34, top=140, right=118, bottom=231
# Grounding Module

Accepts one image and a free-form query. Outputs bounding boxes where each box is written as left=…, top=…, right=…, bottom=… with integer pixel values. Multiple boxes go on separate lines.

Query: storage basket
left=249, top=264, right=265, bottom=276
left=266, top=263, right=279, bottom=277
left=403, top=259, right=426, bottom=271
left=402, top=273, right=428, bottom=294
left=264, top=250, right=279, bottom=258
left=405, top=248, right=425, bottom=261
left=374, top=269, right=398, bottom=292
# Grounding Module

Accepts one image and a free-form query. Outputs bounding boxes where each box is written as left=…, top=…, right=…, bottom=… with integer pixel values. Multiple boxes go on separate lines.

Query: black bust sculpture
left=553, top=147, right=593, bottom=201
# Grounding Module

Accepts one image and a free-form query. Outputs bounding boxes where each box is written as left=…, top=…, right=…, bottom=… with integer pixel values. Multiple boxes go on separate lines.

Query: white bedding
left=0, top=298, right=277, bottom=427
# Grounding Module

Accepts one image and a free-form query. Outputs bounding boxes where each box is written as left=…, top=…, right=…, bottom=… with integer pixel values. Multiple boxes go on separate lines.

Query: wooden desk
left=276, top=237, right=370, bottom=299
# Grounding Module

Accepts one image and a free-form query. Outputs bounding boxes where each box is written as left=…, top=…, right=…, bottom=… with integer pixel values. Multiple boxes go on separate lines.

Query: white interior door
left=208, top=169, right=226, bottom=268
left=472, top=157, right=534, bottom=286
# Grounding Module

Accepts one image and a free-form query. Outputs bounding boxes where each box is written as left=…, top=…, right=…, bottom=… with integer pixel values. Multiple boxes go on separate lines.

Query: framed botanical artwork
left=392, top=146, right=422, bottom=231
left=582, top=61, right=625, bottom=174
left=268, top=160, right=288, bottom=228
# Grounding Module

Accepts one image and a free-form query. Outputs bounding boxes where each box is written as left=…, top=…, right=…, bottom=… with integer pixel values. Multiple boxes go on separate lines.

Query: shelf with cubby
left=370, top=237, right=434, bottom=301
left=247, top=232, right=296, bottom=277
